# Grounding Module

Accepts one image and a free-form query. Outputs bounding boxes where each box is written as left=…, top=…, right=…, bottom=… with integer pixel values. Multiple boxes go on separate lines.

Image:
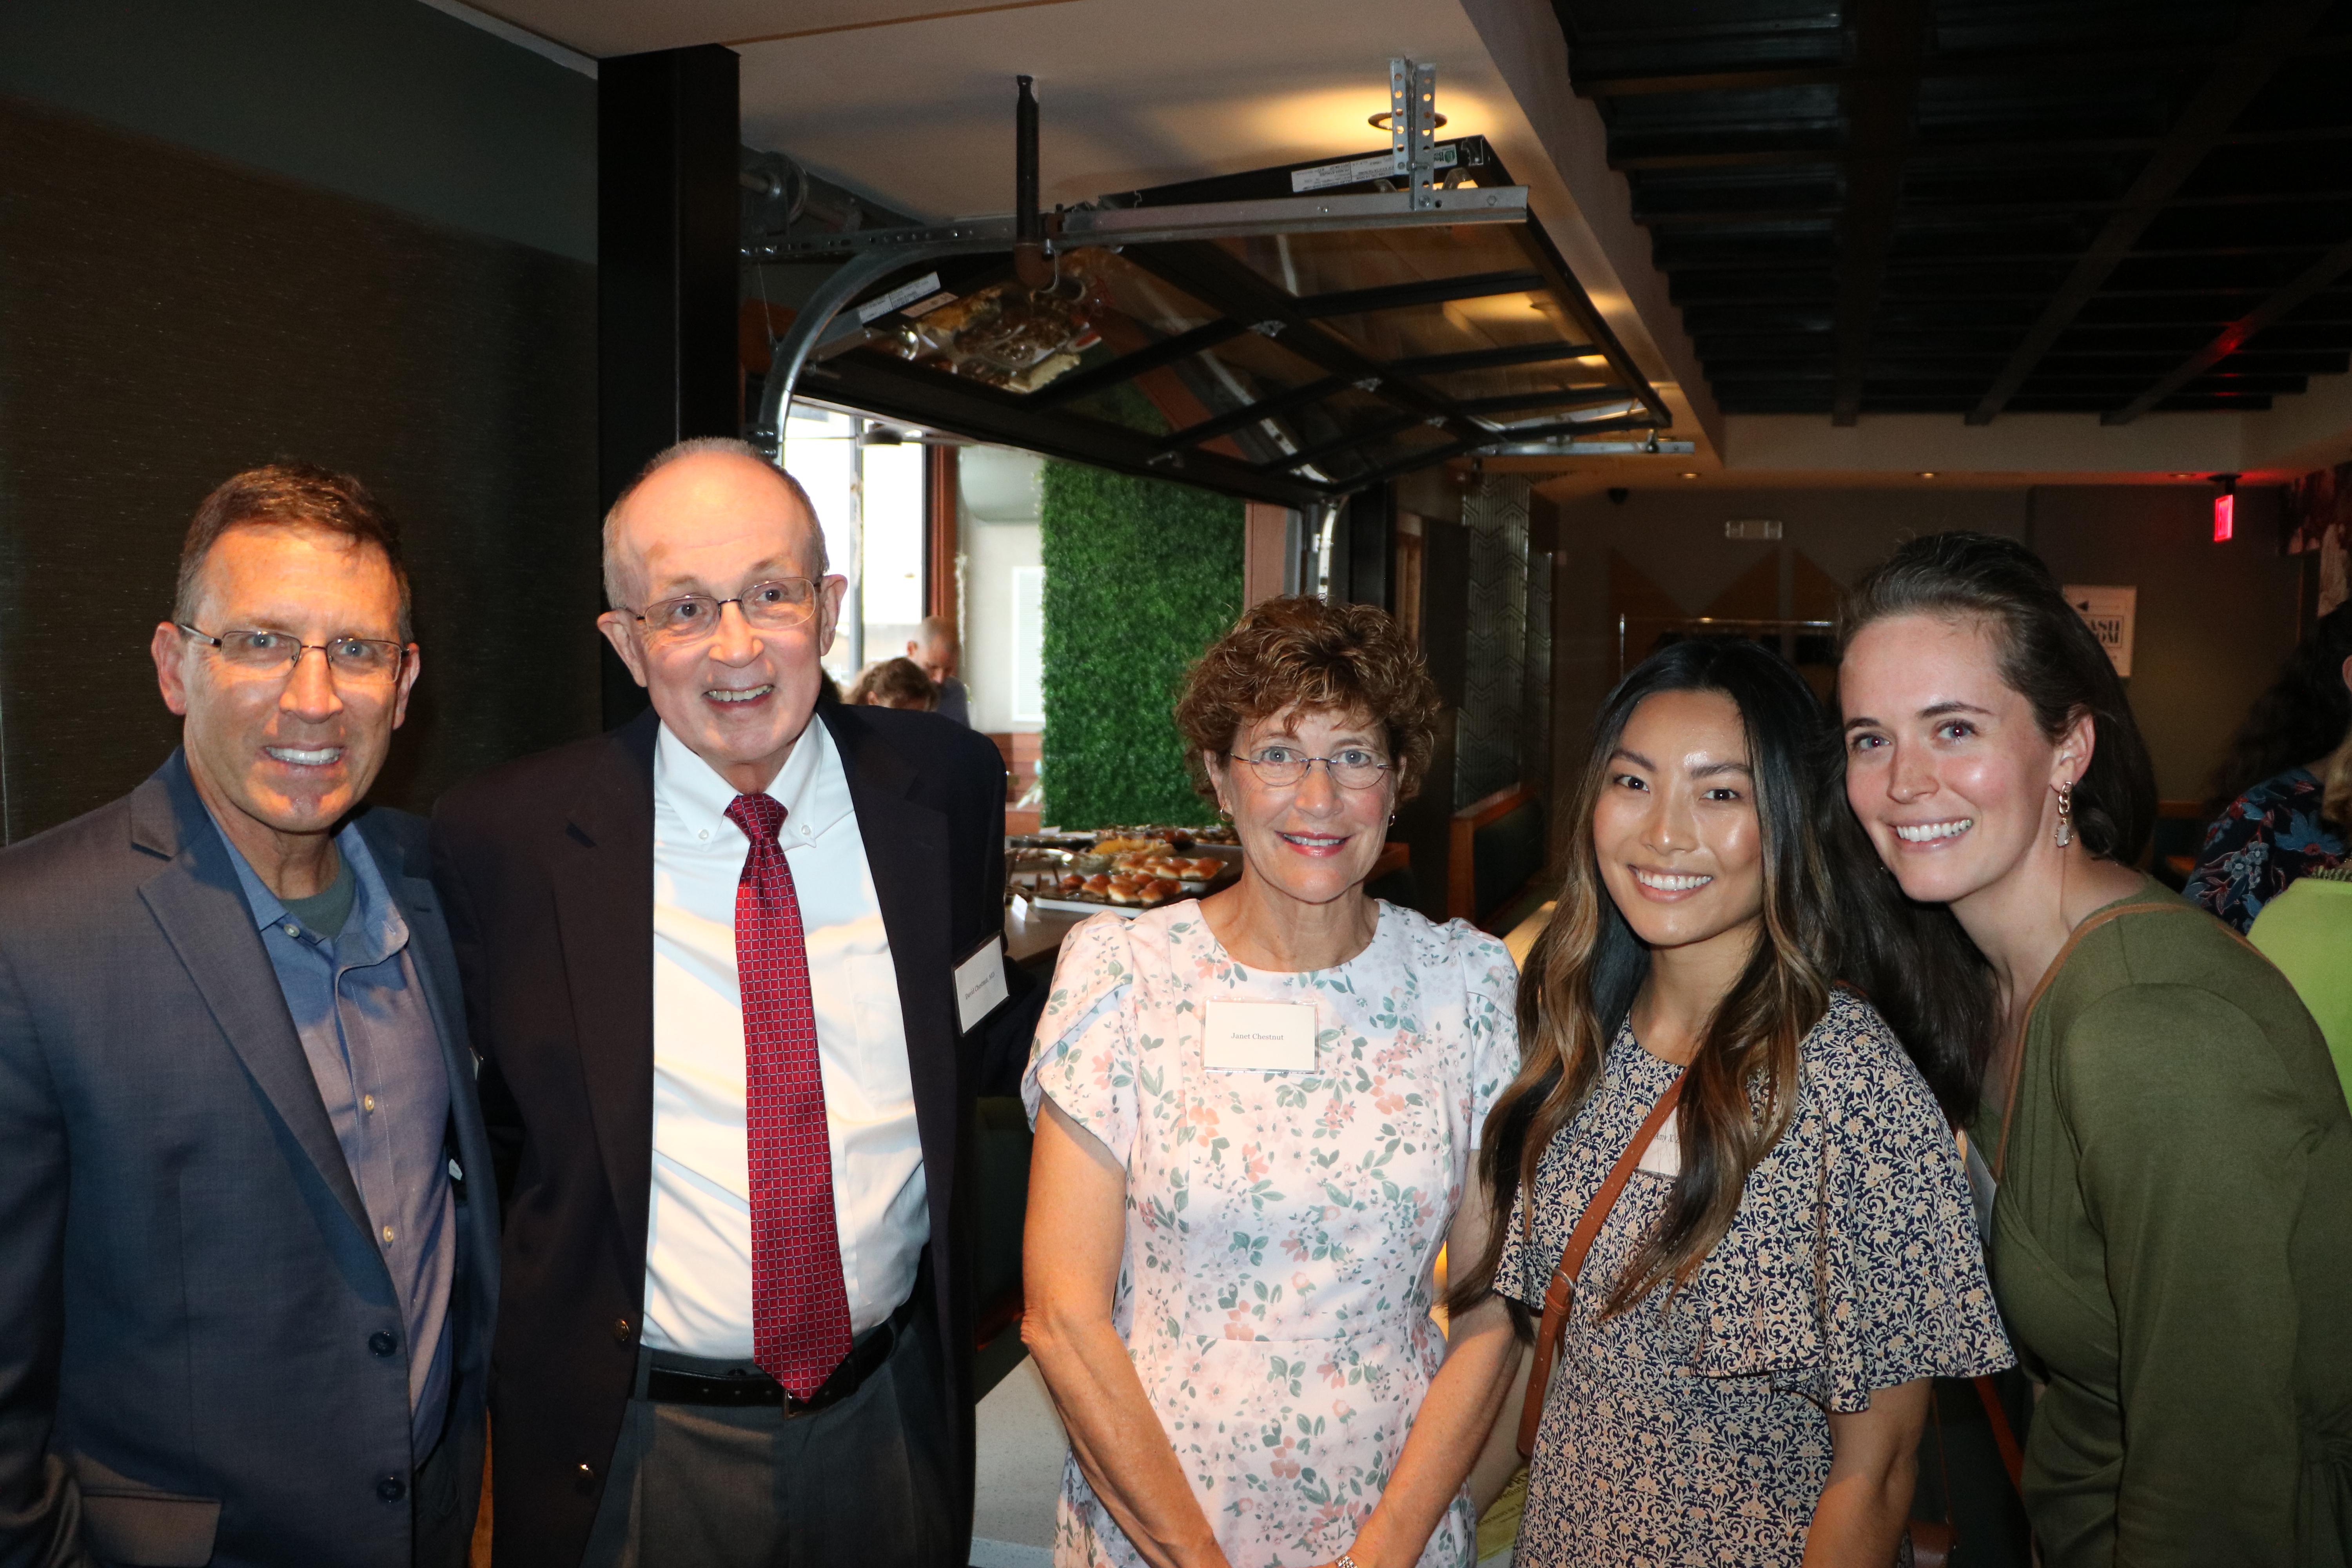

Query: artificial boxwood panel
left=1039, top=461, right=1242, bottom=827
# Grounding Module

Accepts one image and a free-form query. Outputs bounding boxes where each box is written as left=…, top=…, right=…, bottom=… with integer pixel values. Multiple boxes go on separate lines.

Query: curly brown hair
left=1174, top=595, right=1441, bottom=802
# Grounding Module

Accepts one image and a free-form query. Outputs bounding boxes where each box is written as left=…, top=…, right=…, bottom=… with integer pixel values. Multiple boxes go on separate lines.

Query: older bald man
left=432, top=437, right=1025, bottom=1567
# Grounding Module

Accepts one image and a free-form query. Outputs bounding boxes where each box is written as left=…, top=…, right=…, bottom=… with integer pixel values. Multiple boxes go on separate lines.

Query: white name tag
left=1202, top=1000, right=1319, bottom=1073
left=954, top=938, right=1009, bottom=1033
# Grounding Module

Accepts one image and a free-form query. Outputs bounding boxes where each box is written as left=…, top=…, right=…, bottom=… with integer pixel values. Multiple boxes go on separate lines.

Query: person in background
left=1023, top=596, right=1521, bottom=1568
left=1454, top=637, right=2008, bottom=1567
left=0, top=464, right=497, bottom=1566
left=433, top=437, right=1025, bottom=1567
left=849, top=655, right=938, bottom=711
left=2249, top=862, right=2352, bottom=1096
left=908, top=615, right=970, bottom=726
left=2187, top=600, right=2352, bottom=931
left=1838, top=531, right=2352, bottom=1567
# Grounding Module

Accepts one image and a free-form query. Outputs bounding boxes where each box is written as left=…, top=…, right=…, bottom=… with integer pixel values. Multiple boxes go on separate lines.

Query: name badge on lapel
left=954, top=936, right=1010, bottom=1033
left=1203, top=1000, right=1318, bottom=1073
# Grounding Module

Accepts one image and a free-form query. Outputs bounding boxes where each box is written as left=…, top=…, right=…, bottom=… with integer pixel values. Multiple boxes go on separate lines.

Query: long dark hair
left=1829, top=531, right=2160, bottom=1113
left=1448, top=639, right=1845, bottom=1324
left=2203, top=601, right=2352, bottom=817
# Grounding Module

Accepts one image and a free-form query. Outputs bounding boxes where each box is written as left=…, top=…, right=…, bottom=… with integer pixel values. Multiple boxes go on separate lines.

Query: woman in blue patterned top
left=2188, top=602, right=2351, bottom=931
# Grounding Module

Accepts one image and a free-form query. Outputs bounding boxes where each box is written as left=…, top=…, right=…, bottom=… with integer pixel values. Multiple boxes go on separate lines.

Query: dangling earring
left=2054, top=780, right=2074, bottom=848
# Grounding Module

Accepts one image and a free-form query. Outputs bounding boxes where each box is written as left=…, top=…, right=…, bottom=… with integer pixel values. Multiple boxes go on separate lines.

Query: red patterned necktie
left=725, top=791, right=853, bottom=1398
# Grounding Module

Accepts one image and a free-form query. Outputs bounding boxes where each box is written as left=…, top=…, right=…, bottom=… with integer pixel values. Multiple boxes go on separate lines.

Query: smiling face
left=1840, top=612, right=2085, bottom=909
left=1208, top=706, right=1397, bottom=909
left=1592, top=687, right=1766, bottom=961
left=598, top=450, right=847, bottom=795
left=152, top=523, right=419, bottom=857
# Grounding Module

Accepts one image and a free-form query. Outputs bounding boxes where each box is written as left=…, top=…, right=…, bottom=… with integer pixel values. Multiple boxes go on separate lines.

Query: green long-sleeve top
left=1976, top=880, right=2352, bottom=1567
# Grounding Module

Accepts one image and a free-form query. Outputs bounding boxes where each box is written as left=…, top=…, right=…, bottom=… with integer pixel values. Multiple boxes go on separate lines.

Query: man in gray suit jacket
left=0, top=464, right=498, bottom=1568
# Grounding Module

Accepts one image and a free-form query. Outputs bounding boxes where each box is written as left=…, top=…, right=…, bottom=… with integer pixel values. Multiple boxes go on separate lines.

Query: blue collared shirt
left=211, top=814, right=456, bottom=1456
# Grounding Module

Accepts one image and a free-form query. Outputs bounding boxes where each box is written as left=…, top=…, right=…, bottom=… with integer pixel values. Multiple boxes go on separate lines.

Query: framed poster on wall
left=2065, top=584, right=2137, bottom=677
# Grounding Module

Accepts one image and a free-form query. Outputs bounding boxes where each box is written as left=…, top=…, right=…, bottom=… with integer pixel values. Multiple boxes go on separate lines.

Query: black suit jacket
left=430, top=701, right=1018, bottom=1567
left=0, top=753, right=497, bottom=1568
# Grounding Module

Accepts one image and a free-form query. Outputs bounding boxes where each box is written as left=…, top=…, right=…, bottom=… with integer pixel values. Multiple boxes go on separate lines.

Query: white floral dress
left=1023, top=900, right=1518, bottom=1568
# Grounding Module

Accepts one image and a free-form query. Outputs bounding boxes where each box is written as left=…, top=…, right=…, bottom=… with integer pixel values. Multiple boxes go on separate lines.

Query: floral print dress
left=1023, top=901, right=1518, bottom=1568
left=1494, top=989, right=2013, bottom=1568
left=2187, top=766, right=2347, bottom=931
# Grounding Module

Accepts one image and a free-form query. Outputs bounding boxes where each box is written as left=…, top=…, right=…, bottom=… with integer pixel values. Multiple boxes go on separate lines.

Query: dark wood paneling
left=0, top=94, right=598, bottom=840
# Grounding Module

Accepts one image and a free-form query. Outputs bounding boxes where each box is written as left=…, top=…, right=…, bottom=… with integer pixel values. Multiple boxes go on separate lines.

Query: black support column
left=596, top=44, right=740, bottom=725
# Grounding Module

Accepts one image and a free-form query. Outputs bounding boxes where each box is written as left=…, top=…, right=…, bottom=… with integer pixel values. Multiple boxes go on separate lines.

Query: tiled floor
left=971, top=1356, right=1066, bottom=1567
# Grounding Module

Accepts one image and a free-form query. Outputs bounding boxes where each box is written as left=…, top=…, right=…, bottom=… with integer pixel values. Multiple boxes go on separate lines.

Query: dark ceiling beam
left=1455, top=386, right=1635, bottom=416
left=1027, top=318, right=1245, bottom=408
left=1279, top=413, right=1428, bottom=473
left=1123, top=240, right=1489, bottom=447
left=1159, top=374, right=1346, bottom=452
left=1292, top=269, right=1545, bottom=319
left=1389, top=339, right=1598, bottom=376
left=1615, top=124, right=2352, bottom=173
left=1831, top=0, right=1929, bottom=425
left=1965, top=0, right=2334, bottom=425
left=2103, top=234, right=2352, bottom=422
left=1576, top=35, right=2352, bottom=98
left=807, top=352, right=1332, bottom=506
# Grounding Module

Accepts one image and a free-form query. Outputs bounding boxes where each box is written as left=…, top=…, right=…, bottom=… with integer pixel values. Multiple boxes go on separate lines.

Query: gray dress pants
left=579, top=1300, right=958, bottom=1568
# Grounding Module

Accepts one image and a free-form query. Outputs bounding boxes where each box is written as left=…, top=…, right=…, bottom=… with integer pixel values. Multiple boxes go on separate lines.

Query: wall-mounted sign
left=2065, top=584, right=2137, bottom=677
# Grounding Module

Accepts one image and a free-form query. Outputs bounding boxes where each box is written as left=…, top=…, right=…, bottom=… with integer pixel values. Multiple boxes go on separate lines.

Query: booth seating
left=1450, top=785, right=1549, bottom=931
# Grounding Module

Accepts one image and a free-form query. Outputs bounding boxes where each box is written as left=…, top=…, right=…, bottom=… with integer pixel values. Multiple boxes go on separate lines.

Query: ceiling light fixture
left=1918, top=470, right=1937, bottom=478
left=1368, top=110, right=1448, bottom=130
left=1680, top=471, right=1700, bottom=479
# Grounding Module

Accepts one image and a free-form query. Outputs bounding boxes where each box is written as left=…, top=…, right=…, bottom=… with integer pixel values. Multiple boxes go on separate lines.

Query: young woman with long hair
left=1837, top=532, right=2352, bottom=1566
left=1449, top=637, right=2009, bottom=1566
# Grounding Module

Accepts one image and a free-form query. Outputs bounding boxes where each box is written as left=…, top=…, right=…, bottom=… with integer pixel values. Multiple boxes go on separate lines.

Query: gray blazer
left=0, top=753, right=498, bottom=1568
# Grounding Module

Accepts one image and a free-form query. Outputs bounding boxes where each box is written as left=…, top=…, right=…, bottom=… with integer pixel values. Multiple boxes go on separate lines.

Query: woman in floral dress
left=1023, top=597, right=1522, bottom=1568
left=1449, top=638, right=2011, bottom=1566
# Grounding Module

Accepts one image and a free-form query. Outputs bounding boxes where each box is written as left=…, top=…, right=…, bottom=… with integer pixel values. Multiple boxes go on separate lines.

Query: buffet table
left=1002, top=839, right=1414, bottom=972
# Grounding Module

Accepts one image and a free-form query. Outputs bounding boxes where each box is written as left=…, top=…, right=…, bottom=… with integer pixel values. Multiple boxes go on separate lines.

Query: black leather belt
left=646, top=1292, right=920, bottom=1414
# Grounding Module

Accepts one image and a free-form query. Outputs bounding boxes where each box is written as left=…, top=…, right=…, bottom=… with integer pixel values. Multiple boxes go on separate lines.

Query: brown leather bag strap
left=1517, top=1066, right=1689, bottom=1455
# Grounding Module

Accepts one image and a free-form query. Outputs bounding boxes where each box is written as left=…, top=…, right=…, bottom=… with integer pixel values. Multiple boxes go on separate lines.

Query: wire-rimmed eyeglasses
left=176, top=623, right=406, bottom=682
left=1226, top=746, right=1394, bottom=790
left=631, top=579, right=820, bottom=644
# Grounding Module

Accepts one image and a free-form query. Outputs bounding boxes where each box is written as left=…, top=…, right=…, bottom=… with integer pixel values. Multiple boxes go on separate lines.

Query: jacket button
left=574, top=1462, right=599, bottom=1494
left=369, top=1330, right=398, bottom=1357
left=377, top=1474, right=406, bottom=1503
left=612, top=1317, right=633, bottom=1345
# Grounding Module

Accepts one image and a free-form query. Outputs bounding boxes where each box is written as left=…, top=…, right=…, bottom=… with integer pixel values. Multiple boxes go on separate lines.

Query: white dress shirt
left=644, top=719, right=928, bottom=1357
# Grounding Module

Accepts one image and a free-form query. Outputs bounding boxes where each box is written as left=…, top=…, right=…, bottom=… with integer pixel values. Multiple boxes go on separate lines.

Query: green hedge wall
left=1039, top=461, right=1242, bottom=827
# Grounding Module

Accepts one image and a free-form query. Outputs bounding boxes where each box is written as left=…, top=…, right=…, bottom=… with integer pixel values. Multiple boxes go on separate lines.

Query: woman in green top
left=1835, top=532, right=2352, bottom=1566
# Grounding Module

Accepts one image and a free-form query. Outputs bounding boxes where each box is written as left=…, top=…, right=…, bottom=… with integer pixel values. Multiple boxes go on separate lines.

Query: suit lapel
left=551, top=712, right=659, bottom=1277
left=134, top=759, right=374, bottom=1244
left=822, top=706, right=960, bottom=1236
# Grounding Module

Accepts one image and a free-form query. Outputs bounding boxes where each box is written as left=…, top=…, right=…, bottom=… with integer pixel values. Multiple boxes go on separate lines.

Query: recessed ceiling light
left=2170, top=472, right=2195, bottom=479
left=1680, top=471, right=1700, bottom=479
left=1918, top=471, right=1937, bottom=478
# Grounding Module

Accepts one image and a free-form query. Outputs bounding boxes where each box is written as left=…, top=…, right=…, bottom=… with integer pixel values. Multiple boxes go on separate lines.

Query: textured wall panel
left=1453, top=474, right=1530, bottom=809
left=0, top=96, right=598, bottom=840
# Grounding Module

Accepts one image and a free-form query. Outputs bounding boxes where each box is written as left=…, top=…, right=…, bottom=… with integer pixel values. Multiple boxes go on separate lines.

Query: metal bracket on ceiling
left=1390, top=59, right=1441, bottom=211
left=743, top=61, right=1532, bottom=454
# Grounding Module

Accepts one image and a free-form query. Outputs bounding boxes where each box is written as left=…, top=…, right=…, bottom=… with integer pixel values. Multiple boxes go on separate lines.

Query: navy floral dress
left=1495, top=990, right=2013, bottom=1567
left=2188, top=767, right=2347, bottom=933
